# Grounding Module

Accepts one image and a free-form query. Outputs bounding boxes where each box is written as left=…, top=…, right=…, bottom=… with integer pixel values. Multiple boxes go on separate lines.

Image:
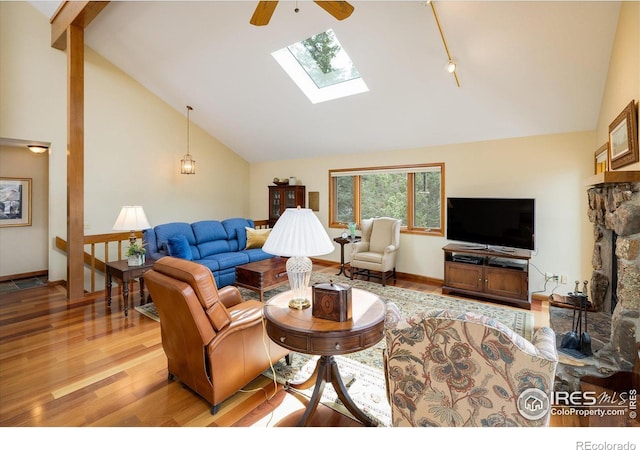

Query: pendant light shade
left=181, top=105, right=196, bottom=175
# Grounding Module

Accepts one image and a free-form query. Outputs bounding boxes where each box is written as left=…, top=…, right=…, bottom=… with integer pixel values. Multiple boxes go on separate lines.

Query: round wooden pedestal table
left=263, top=287, right=385, bottom=427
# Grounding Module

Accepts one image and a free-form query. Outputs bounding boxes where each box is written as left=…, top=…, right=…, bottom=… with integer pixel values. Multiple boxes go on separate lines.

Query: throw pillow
left=167, top=234, right=193, bottom=260
left=245, top=227, right=271, bottom=249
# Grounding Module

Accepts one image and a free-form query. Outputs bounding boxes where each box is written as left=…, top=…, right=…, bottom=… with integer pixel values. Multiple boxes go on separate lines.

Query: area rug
left=136, top=271, right=534, bottom=346
left=135, top=271, right=534, bottom=426
left=263, top=354, right=391, bottom=427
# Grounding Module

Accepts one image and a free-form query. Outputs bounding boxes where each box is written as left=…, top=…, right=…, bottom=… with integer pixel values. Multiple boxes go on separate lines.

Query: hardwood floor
left=1, top=262, right=550, bottom=428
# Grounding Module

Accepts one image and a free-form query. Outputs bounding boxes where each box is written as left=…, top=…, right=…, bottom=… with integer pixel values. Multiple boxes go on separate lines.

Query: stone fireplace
left=587, top=177, right=640, bottom=370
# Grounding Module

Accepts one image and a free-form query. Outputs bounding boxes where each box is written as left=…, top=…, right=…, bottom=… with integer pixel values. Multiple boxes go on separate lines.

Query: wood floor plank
left=1, top=264, right=564, bottom=428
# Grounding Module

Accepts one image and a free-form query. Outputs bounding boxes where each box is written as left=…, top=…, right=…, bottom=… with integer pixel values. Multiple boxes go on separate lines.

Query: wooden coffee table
left=235, top=257, right=289, bottom=301
left=263, top=287, right=386, bottom=426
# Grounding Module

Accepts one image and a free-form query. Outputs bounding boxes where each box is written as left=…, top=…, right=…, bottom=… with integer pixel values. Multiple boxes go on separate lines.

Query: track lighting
left=428, top=2, right=460, bottom=87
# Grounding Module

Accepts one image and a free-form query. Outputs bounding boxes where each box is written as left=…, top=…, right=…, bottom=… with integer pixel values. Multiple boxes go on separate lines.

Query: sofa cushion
left=192, top=221, right=232, bottom=258
left=167, top=234, right=193, bottom=260
left=204, top=252, right=250, bottom=270
left=245, top=227, right=270, bottom=249
left=154, top=222, right=200, bottom=260
left=222, top=218, right=254, bottom=251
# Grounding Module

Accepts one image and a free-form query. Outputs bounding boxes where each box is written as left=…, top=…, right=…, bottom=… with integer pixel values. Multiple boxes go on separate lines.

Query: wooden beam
left=66, top=23, right=85, bottom=300
left=51, top=1, right=109, bottom=50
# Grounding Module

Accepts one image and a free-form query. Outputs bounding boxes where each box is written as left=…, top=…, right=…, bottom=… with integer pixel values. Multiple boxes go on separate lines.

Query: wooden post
left=66, top=23, right=85, bottom=300
left=51, top=2, right=108, bottom=300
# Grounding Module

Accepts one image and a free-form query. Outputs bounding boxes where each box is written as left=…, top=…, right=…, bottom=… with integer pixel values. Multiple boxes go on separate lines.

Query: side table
left=105, top=259, right=155, bottom=317
left=333, top=236, right=361, bottom=276
left=263, top=287, right=385, bottom=426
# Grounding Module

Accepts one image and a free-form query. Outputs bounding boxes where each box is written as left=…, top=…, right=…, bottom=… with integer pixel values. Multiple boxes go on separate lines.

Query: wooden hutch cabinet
left=268, top=185, right=306, bottom=227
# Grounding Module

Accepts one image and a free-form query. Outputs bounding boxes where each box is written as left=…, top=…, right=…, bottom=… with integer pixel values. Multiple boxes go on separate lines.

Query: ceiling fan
left=250, top=1, right=354, bottom=26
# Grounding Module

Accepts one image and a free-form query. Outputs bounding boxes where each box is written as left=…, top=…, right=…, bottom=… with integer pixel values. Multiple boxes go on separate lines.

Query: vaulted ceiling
left=30, top=1, right=622, bottom=163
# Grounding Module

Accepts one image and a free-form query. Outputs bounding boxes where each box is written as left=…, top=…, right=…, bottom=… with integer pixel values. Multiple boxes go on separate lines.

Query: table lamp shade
left=263, top=208, right=334, bottom=257
left=113, top=206, right=151, bottom=245
left=263, top=208, right=334, bottom=309
left=113, top=206, right=151, bottom=232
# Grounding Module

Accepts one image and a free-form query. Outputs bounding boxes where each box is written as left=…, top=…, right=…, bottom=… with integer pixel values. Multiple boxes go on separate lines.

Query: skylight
left=272, top=29, right=368, bottom=104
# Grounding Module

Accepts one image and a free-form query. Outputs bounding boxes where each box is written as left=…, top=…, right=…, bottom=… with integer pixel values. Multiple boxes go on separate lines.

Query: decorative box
left=312, top=281, right=352, bottom=322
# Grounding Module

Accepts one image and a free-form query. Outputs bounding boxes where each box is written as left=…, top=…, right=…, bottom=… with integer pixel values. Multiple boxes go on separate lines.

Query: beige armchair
left=350, top=217, right=401, bottom=286
left=384, top=306, right=558, bottom=427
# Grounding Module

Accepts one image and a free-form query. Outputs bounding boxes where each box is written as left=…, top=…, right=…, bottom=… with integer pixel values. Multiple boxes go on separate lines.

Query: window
left=329, top=163, right=444, bottom=235
left=272, top=29, right=369, bottom=104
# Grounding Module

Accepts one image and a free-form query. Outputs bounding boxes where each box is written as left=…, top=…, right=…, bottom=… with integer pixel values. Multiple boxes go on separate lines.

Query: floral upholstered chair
left=383, top=306, right=558, bottom=427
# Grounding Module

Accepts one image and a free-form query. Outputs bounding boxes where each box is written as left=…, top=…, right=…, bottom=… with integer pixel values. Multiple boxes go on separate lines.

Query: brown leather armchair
left=143, top=256, right=290, bottom=414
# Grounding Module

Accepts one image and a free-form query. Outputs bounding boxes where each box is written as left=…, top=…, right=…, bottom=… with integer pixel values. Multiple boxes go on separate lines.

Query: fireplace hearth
left=587, top=178, right=640, bottom=370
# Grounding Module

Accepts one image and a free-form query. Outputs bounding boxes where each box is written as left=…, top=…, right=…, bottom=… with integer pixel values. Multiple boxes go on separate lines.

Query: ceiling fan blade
left=313, top=1, right=354, bottom=21
left=250, top=1, right=279, bottom=26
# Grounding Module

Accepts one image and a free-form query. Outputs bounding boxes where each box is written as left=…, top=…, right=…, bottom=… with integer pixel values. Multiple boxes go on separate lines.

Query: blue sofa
left=143, top=218, right=273, bottom=288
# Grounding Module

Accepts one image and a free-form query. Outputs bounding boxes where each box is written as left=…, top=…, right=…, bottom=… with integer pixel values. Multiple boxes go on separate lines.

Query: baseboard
left=310, top=258, right=443, bottom=286
left=0, top=269, right=48, bottom=283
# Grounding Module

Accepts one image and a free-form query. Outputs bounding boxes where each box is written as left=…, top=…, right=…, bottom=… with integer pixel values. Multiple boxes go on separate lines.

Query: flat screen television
left=446, top=197, right=535, bottom=250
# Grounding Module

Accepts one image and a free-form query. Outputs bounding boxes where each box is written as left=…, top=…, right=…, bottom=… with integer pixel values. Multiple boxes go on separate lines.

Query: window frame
left=328, top=163, right=445, bottom=236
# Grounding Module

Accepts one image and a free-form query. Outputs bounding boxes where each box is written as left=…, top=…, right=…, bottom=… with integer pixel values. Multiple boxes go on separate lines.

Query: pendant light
left=180, top=105, right=196, bottom=175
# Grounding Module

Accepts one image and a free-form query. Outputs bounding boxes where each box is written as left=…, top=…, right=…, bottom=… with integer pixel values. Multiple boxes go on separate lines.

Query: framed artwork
left=0, top=177, right=32, bottom=227
left=609, top=100, right=639, bottom=170
left=594, top=143, right=608, bottom=174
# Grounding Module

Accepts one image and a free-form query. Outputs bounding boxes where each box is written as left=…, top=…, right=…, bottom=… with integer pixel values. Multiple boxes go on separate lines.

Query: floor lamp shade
left=263, top=208, right=334, bottom=309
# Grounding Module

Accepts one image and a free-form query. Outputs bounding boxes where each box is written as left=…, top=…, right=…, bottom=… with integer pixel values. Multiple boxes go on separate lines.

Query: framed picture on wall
left=609, top=100, right=639, bottom=170
left=0, top=177, right=32, bottom=227
left=594, top=143, right=608, bottom=174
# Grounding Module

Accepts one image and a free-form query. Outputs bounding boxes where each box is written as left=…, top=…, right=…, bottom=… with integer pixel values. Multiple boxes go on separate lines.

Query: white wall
left=0, top=2, right=252, bottom=284
left=0, top=145, right=49, bottom=277
left=249, top=131, right=595, bottom=297
left=596, top=1, right=640, bottom=171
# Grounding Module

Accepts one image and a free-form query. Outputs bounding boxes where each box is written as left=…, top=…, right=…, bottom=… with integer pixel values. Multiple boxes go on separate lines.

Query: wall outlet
left=545, top=272, right=559, bottom=282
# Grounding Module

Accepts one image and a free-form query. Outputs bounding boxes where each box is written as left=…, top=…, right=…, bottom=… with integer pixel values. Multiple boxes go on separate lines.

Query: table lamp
left=263, top=207, right=334, bottom=309
left=112, top=205, right=151, bottom=245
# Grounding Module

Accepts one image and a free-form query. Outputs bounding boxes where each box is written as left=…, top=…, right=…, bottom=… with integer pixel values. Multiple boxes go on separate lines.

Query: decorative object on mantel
left=608, top=100, right=638, bottom=170
left=594, top=143, right=609, bottom=174
left=113, top=206, right=151, bottom=266
left=180, top=105, right=196, bottom=175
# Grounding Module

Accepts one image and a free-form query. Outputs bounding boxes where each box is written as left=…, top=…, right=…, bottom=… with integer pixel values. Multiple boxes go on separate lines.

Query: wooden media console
left=442, top=244, right=531, bottom=309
